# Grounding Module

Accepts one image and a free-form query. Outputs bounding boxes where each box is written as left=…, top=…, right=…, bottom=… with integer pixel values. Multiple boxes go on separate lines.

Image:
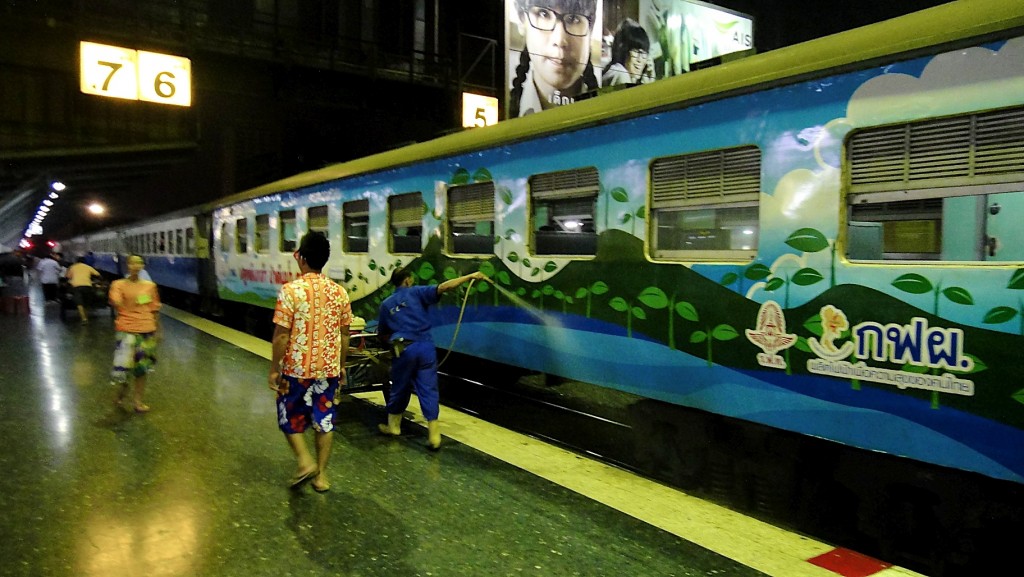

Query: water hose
left=437, top=277, right=477, bottom=368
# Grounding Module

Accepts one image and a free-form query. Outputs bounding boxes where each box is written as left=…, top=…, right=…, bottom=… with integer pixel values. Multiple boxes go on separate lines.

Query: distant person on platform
left=377, top=268, right=489, bottom=450
left=35, top=253, right=64, bottom=302
left=269, top=231, right=352, bottom=493
left=109, top=254, right=161, bottom=413
left=66, top=256, right=101, bottom=324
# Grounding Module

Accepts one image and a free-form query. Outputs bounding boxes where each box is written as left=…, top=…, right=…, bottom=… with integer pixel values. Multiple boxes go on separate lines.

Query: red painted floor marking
left=808, top=547, right=892, bottom=577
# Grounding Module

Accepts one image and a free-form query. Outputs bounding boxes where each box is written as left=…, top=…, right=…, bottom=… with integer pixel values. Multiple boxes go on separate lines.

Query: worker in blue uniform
left=377, top=267, right=489, bottom=450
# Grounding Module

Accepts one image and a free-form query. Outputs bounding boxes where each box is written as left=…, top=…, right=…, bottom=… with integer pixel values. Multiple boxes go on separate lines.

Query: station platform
left=0, top=277, right=925, bottom=577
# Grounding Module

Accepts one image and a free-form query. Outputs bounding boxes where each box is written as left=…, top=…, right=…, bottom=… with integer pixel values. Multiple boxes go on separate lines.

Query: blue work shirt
left=378, top=285, right=440, bottom=344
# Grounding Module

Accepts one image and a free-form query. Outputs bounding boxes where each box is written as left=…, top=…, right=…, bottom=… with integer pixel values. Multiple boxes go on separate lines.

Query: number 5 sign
left=80, top=41, right=191, bottom=107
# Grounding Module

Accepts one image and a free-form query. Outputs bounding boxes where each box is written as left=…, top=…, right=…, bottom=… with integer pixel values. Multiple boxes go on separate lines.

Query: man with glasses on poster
left=509, top=0, right=600, bottom=117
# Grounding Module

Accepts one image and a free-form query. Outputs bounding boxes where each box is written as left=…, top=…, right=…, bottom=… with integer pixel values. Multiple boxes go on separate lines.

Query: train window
left=236, top=218, right=248, bottom=253
left=343, top=200, right=369, bottom=253
left=176, top=229, right=184, bottom=255
left=159, top=231, right=167, bottom=254
left=307, top=205, right=328, bottom=236
left=650, top=146, right=760, bottom=261
left=280, top=210, right=297, bottom=252
left=186, top=228, right=195, bottom=254
left=220, top=223, right=230, bottom=252
left=847, top=106, right=1024, bottom=262
left=388, top=192, right=423, bottom=254
left=447, top=182, right=495, bottom=255
left=168, top=230, right=176, bottom=255
left=255, top=215, right=271, bottom=254
left=529, top=167, right=598, bottom=256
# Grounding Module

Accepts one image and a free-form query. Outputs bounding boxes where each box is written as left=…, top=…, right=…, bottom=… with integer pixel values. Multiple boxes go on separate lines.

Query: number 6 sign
left=80, top=41, right=191, bottom=107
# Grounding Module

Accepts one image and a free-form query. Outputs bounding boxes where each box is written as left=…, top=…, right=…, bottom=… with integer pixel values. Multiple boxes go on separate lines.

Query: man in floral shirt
left=269, top=231, right=351, bottom=492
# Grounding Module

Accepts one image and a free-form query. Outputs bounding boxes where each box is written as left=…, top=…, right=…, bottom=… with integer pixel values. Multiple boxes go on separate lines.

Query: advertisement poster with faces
left=506, top=0, right=754, bottom=118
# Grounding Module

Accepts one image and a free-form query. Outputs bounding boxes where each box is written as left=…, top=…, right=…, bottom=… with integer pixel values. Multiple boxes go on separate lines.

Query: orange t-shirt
left=109, top=279, right=161, bottom=333
left=273, top=273, right=352, bottom=379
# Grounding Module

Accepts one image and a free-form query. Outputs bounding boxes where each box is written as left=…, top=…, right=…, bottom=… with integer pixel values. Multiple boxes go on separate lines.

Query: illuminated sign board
left=462, top=93, right=499, bottom=127
left=505, top=0, right=753, bottom=118
left=80, top=41, right=192, bottom=107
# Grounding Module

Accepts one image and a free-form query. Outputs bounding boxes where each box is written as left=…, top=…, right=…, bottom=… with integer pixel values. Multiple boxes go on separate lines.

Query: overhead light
left=51, top=181, right=66, bottom=192
left=49, top=192, right=59, bottom=199
left=43, top=199, right=53, bottom=206
left=88, top=203, right=105, bottom=215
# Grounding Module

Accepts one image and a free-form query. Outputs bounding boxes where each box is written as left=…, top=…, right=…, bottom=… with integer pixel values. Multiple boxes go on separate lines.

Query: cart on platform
left=58, top=277, right=112, bottom=321
left=341, top=326, right=392, bottom=401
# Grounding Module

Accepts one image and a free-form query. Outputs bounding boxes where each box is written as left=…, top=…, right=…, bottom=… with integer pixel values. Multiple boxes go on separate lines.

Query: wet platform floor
left=0, top=279, right=917, bottom=577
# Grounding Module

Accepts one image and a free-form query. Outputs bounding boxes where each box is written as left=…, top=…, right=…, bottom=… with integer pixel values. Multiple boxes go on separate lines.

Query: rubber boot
left=378, top=413, right=402, bottom=436
left=426, top=420, right=441, bottom=451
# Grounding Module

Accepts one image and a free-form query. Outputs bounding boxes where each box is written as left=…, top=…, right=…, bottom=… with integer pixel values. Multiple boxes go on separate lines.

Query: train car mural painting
left=211, top=32, right=1024, bottom=485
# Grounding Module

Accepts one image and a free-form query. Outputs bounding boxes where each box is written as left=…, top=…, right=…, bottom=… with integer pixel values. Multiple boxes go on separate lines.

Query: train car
left=70, top=1, right=1021, bottom=572
left=118, top=215, right=206, bottom=295
left=85, top=229, right=122, bottom=276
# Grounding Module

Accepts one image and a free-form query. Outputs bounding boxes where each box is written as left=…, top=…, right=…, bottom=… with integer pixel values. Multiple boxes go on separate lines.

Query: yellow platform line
left=161, top=305, right=923, bottom=577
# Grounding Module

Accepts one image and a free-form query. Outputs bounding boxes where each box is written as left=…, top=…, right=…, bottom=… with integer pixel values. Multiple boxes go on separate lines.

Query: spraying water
left=489, top=282, right=559, bottom=327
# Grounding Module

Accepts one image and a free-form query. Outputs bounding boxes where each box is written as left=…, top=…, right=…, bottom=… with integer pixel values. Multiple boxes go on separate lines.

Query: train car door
left=983, top=191, right=1024, bottom=262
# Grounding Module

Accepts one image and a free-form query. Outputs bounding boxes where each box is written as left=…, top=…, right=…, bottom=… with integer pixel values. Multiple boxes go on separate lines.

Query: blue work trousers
left=386, top=340, right=440, bottom=421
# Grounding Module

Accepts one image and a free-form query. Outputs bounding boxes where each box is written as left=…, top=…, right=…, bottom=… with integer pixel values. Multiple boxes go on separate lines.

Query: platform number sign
left=462, top=93, right=498, bottom=128
left=80, top=41, right=192, bottom=107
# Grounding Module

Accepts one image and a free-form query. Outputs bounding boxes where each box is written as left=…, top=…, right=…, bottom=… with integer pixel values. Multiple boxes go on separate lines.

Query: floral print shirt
left=272, top=273, right=352, bottom=379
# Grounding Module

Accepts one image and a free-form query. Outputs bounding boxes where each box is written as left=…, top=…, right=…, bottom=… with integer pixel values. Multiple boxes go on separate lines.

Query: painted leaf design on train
left=792, top=268, right=825, bottom=286
left=745, top=263, right=771, bottom=280
left=691, top=324, right=740, bottom=366
left=785, top=228, right=830, bottom=253
left=942, top=287, right=974, bottom=306
left=1007, top=268, right=1024, bottom=289
left=472, top=168, right=492, bottom=182
left=765, top=278, right=785, bottom=292
left=1013, top=389, right=1024, bottom=406
left=720, top=272, right=738, bottom=286
left=674, top=301, right=698, bottom=322
left=451, top=168, right=471, bottom=185
left=891, top=273, right=933, bottom=294
left=499, top=187, right=513, bottom=206
left=947, top=354, right=987, bottom=375
left=637, top=287, right=668, bottom=309
left=983, top=306, right=1017, bottom=324
left=544, top=261, right=558, bottom=273
left=416, top=261, right=435, bottom=281
left=610, top=187, right=629, bottom=203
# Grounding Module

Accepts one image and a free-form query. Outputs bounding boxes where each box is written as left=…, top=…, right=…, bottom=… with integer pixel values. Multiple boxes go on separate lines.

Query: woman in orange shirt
left=108, top=254, right=161, bottom=413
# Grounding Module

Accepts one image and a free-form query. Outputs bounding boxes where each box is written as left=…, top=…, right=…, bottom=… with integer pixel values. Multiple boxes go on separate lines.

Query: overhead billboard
left=505, top=0, right=753, bottom=118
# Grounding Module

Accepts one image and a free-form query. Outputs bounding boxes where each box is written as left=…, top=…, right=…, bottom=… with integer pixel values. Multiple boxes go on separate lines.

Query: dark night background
left=0, top=0, right=956, bottom=244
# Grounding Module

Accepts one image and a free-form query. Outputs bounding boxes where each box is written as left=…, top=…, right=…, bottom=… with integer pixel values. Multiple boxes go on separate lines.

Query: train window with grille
left=447, top=182, right=495, bottom=255
left=176, top=229, right=184, bottom=255
left=307, top=205, right=328, bottom=236
left=185, top=228, right=195, bottom=254
left=846, top=106, right=1024, bottom=262
left=159, top=231, right=167, bottom=253
left=153, top=233, right=159, bottom=254
left=650, top=146, right=760, bottom=261
left=255, top=214, right=270, bottom=254
left=280, top=210, right=297, bottom=252
left=343, top=200, right=369, bottom=253
left=389, top=192, right=422, bottom=254
left=529, top=167, right=598, bottom=256
left=236, top=218, right=248, bottom=253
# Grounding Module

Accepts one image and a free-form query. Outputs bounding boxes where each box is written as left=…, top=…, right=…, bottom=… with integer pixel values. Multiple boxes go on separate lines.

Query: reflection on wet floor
left=0, top=279, right=769, bottom=577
